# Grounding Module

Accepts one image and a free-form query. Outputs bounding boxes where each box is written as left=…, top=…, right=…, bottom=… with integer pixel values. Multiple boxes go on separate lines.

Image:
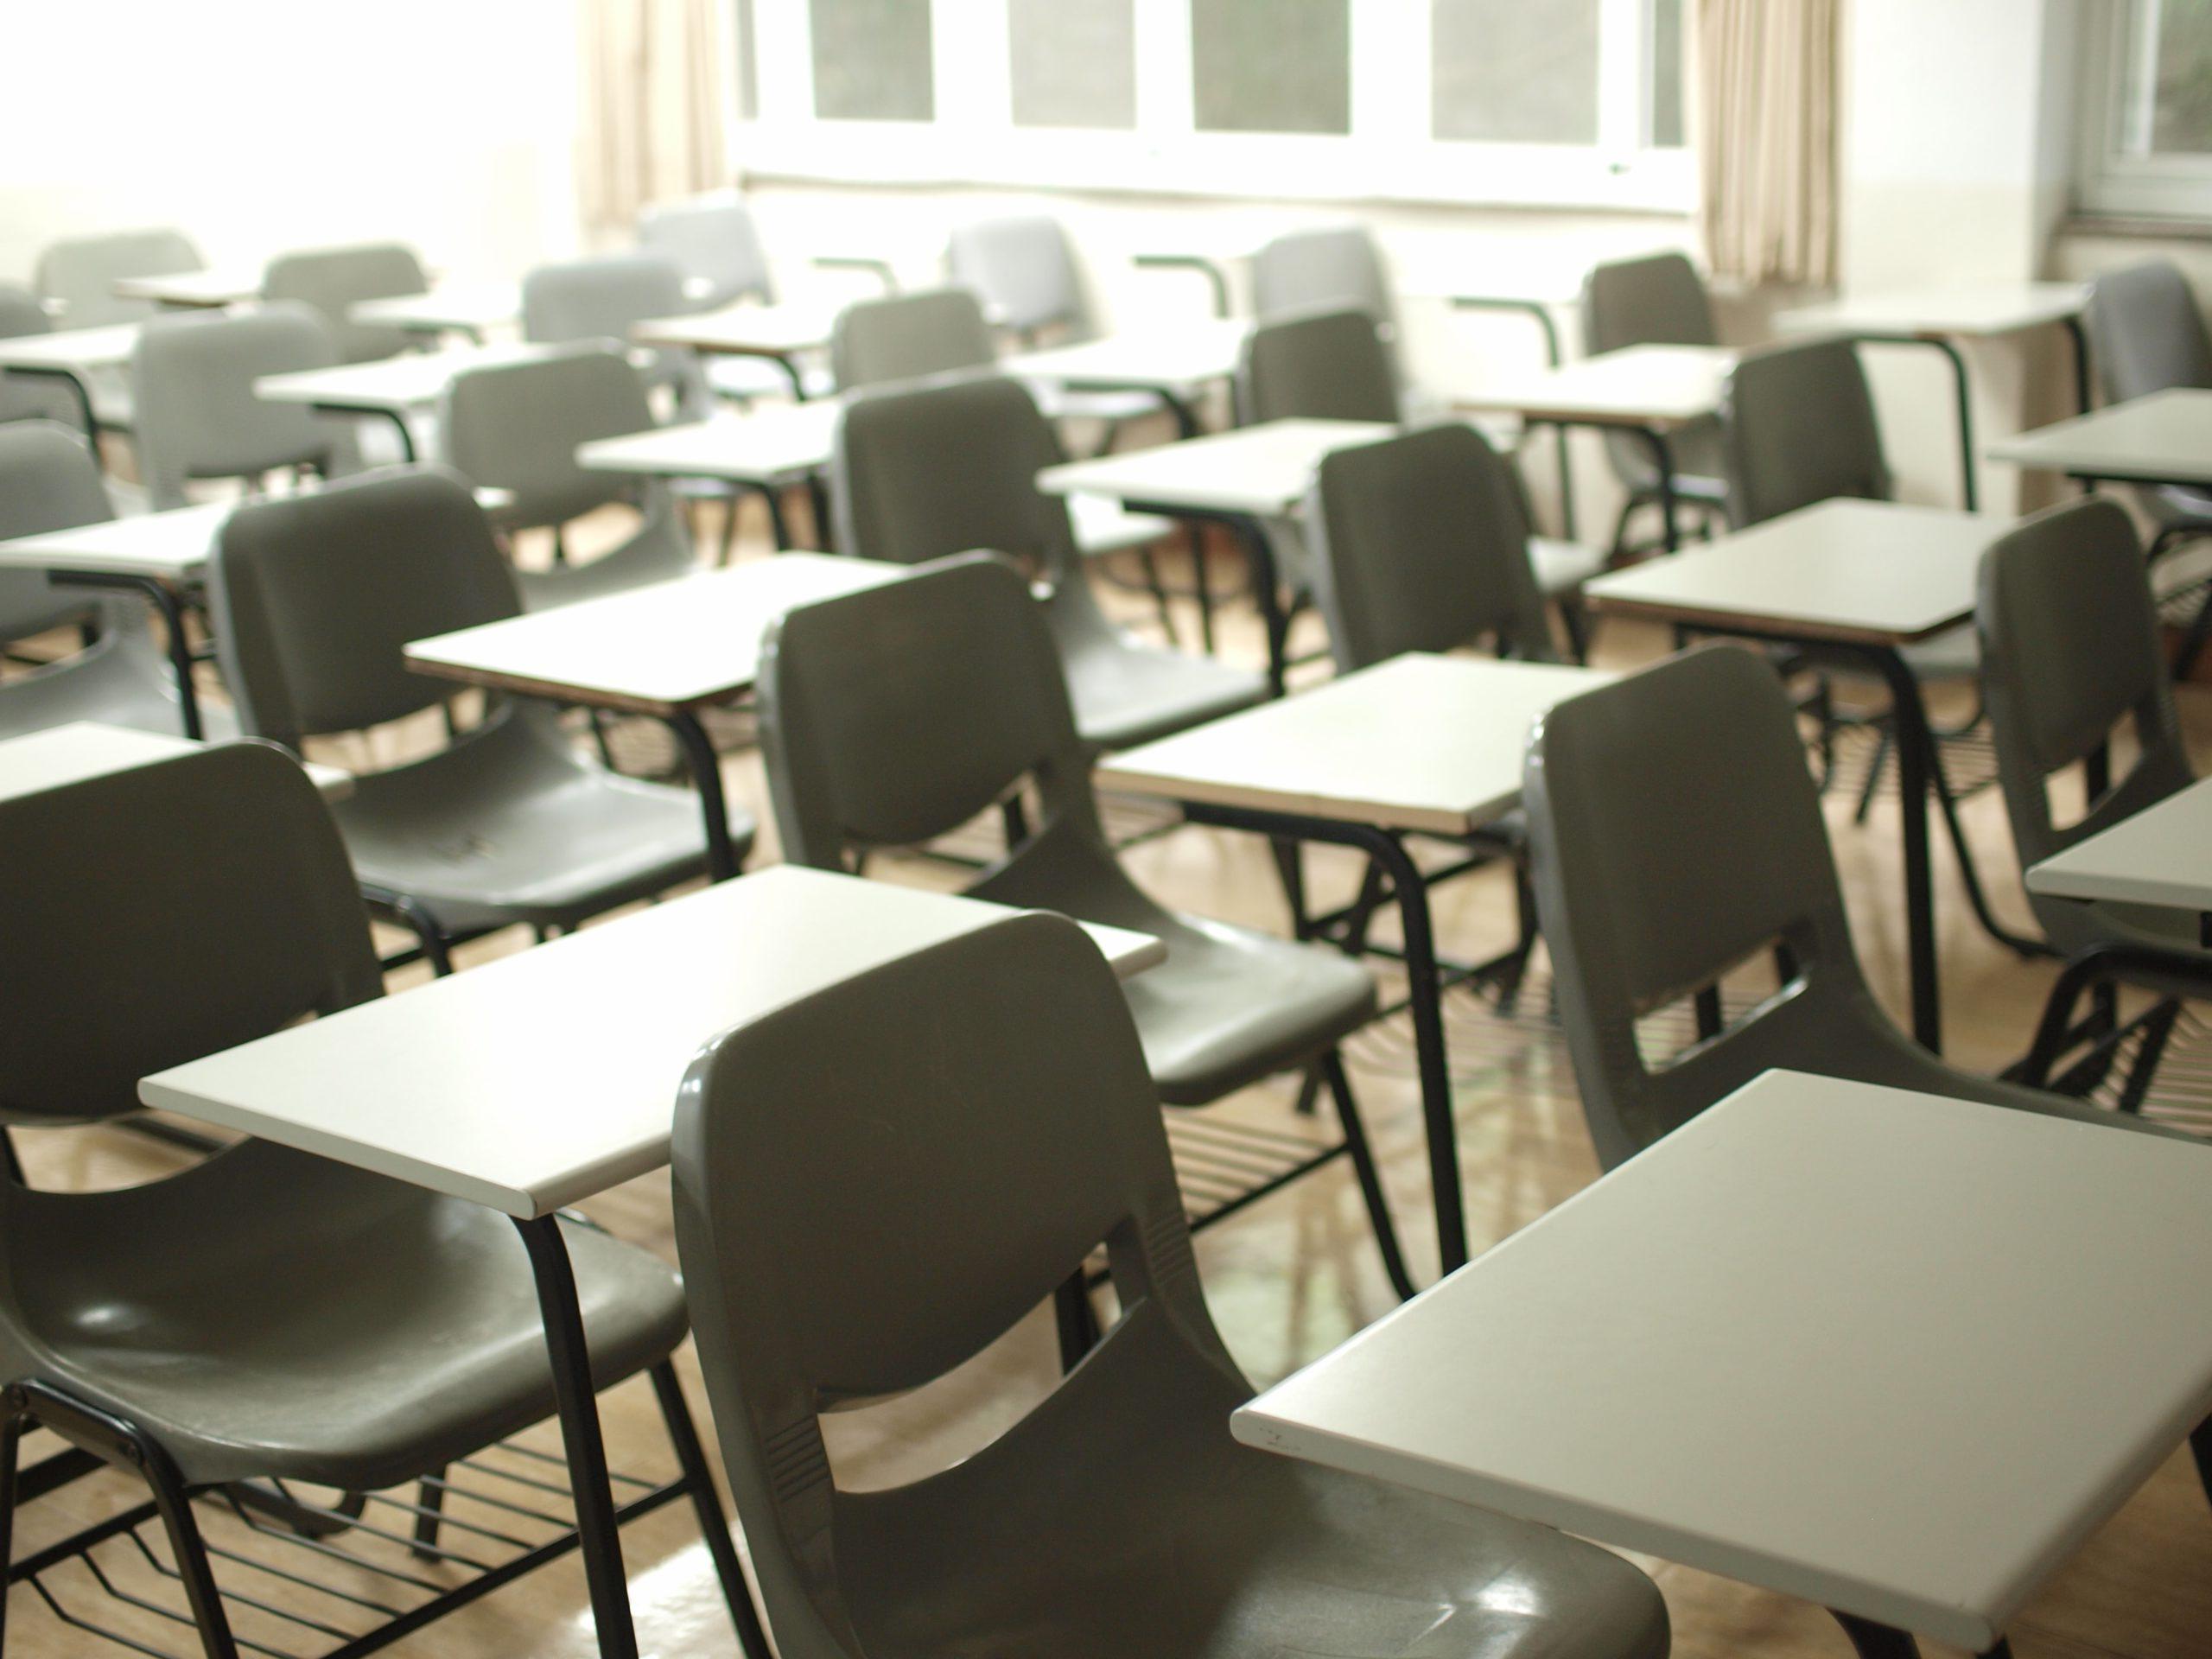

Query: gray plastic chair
left=1250, top=224, right=1394, bottom=324
left=830, top=287, right=997, bottom=391
left=0, top=741, right=751, bottom=1659
left=946, top=213, right=1095, bottom=342
left=439, top=348, right=696, bottom=607
left=1719, top=336, right=1891, bottom=529
left=130, top=303, right=363, bottom=510
left=209, top=467, right=748, bottom=971
left=0, top=422, right=225, bottom=740
left=671, top=911, right=1670, bottom=1659
left=1581, top=252, right=1729, bottom=549
left=34, top=228, right=204, bottom=328
left=0, top=284, right=80, bottom=429
left=760, top=556, right=1410, bottom=1293
left=1522, top=643, right=2193, bottom=1169
left=639, top=191, right=775, bottom=308
left=1235, top=306, right=1400, bottom=425
left=2085, top=260, right=2212, bottom=531
left=264, top=242, right=429, bottom=364
left=522, top=252, right=709, bottom=418
left=831, top=377, right=1265, bottom=750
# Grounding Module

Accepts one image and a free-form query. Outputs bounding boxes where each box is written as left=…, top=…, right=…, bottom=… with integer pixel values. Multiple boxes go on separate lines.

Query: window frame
left=736, top=0, right=1694, bottom=213
left=2076, top=0, right=2212, bottom=220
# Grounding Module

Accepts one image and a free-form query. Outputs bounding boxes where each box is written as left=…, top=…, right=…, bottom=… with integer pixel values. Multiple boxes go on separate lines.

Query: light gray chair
left=1581, top=252, right=1730, bottom=552
left=671, top=911, right=1670, bottom=1659
left=522, top=252, right=709, bottom=418
left=439, top=348, right=696, bottom=607
left=831, top=376, right=1265, bottom=751
left=130, top=304, right=362, bottom=510
left=639, top=191, right=774, bottom=308
left=209, top=467, right=749, bottom=972
left=760, top=555, right=1407, bottom=1296
left=0, top=285, right=80, bottom=429
left=35, top=228, right=204, bottom=329
left=264, top=242, right=429, bottom=364
left=0, top=422, right=223, bottom=740
left=0, top=740, right=759, bottom=1659
left=1522, top=643, right=2195, bottom=1169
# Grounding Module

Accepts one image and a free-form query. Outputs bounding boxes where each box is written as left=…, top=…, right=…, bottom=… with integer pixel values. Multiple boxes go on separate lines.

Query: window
left=739, top=0, right=1690, bottom=212
left=2080, top=0, right=2212, bottom=217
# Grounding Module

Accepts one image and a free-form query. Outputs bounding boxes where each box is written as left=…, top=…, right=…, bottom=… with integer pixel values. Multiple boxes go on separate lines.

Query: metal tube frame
left=1449, top=295, right=1580, bottom=541
left=4, top=363, right=100, bottom=444
left=662, top=708, right=744, bottom=880
left=48, top=570, right=202, bottom=738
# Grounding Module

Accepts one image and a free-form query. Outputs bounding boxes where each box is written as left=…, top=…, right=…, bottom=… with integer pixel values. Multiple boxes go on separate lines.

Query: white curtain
left=1696, top=0, right=1840, bottom=288
left=577, top=0, right=735, bottom=242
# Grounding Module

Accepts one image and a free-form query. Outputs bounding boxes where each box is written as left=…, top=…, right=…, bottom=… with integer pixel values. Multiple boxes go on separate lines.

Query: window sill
left=2063, top=212, right=2212, bottom=242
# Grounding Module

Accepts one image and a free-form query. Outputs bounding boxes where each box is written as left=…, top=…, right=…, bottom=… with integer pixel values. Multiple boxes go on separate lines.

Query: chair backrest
left=0, top=283, right=47, bottom=344
left=1978, top=498, right=2193, bottom=933
left=130, top=303, right=356, bottom=509
left=830, top=288, right=995, bottom=391
left=1580, top=251, right=1717, bottom=354
left=0, top=421, right=111, bottom=640
left=1523, top=644, right=1877, bottom=1167
left=945, top=214, right=1088, bottom=337
left=758, top=554, right=1096, bottom=868
left=639, top=193, right=774, bottom=308
left=671, top=912, right=1236, bottom=1655
left=2085, top=259, right=2212, bottom=404
left=1235, top=306, right=1400, bottom=424
left=264, top=242, right=429, bottom=364
left=1250, top=224, right=1395, bottom=324
left=210, top=467, right=521, bottom=752
left=1719, top=336, right=1891, bottom=527
left=35, top=228, right=204, bottom=328
left=0, top=742, right=380, bottom=1125
left=441, top=347, right=655, bottom=526
left=1307, top=423, right=1555, bottom=670
left=522, top=252, right=690, bottom=345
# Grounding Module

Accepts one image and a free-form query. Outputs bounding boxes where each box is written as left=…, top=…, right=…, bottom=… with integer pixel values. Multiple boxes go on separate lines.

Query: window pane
left=1431, top=0, right=1599, bottom=145
left=810, top=0, right=934, bottom=122
left=1192, top=0, right=1351, bottom=136
left=1011, top=0, right=1136, bottom=129
left=1650, top=0, right=1687, bottom=148
left=736, top=0, right=760, bottom=122
left=2152, top=0, right=2212, bottom=153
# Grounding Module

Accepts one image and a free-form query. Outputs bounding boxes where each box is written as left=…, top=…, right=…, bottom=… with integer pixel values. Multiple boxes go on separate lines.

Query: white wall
left=0, top=1, right=582, bottom=289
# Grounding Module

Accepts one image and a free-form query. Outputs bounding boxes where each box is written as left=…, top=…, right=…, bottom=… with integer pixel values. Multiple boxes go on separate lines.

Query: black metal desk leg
left=1928, top=336, right=1979, bottom=512
left=513, top=1216, right=639, bottom=1659
left=664, top=709, right=741, bottom=881
left=2063, top=314, right=2093, bottom=416
left=1830, top=1611, right=1921, bottom=1657
left=767, top=353, right=810, bottom=402
left=1637, top=427, right=1681, bottom=551
left=1864, top=645, right=1943, bottom=1052
left=1236, top=518, right=1290, bottom=696
left=67, top=574, right=203, bottom=739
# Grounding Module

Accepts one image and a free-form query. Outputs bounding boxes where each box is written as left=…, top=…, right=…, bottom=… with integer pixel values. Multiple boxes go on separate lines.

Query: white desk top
left=0, top=500, right=232, bottom=581
left=405, top=554, right=907, bottom=715
left=1037, top=418, right=1395, bottom=518
left=1000, top=319, right=1251, bottom=397
left=141, top=864, right=1160, bottom=1217
left=575, top=403, right=842, bottom=488
left=1235, top=1069, right=2212, bottom=1651
left=1777, top=282, right=2088, bottom=340
left=346, top=281, right=521, bottom=336
left=0, top=323, right=143, bottom=374
left=1454, top=343, right=1734, bottom=429
left=0, top=722, right=349, bottom=803
left=1987, top=388, right=2212, bottom=490
left=1583, top=498, right=1996, bottom=645
left=2026, top=773, right=2212, bottom=912
left=111, top=268, right=262, bottom=309
left=255, top=341, right=557, bottom=414
left=631, top=301, right=840, bottom=358
left=1096, top=653, right=1609, bottom=836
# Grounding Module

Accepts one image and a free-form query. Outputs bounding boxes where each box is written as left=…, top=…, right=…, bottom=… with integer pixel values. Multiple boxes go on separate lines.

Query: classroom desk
left=111, top=267, right=262, bottom=310
left=0, top=321, right=139, bottom=441
left=1236, top=1067, right=2212, bottom=1658
left=347, top=281, right=522, bottom=342
left=1096, top=652, right=1610, bottom=1274
left=1454, top=343, right=1736, bottom=553
left=629, top=301, right=842, bottom=400
left=140, top=862, right=1160, bottom=1659
left=1583, top=498, right=2001, bottom=1052
left=2026, top=772, right=2212, bottom=919
left=254, top=341, right=557, bottom=461
left=1038, top=417, right=1396, bottom=690
left=1986, top=386, right=2212, bottom=493
left=575, top=403, right=842, bottom=549
left=1777, top=283, right=2093, bottom=511
left=0, top=721, right=350, bottom=803
left=999, top=318, right=1251, bottom=437
left=404, top=554, right=908, bottom=879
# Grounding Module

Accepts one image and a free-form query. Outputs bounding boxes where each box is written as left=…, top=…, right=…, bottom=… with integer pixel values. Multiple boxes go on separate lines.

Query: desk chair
left=264, top=242, right=429, bottom=365
left=0, top=423, right=216, bottom=741
left=130, top=304, right=362, bottom=511
left=522, top=251, right=710, bottom=418
left=832, top=376, right=1265, bottom=751
left=34, top=227, right=203, bottom=329
left=0, top=741, right=760, bottom=1659
left=209, top=467, right=748, bottom=973
left=639, top=191, right=774, bottom=308
left=1523, top=644, right=2197, bottom=1169
left=0, top=285, right=81, bottom=429
left=440, top=348, right=696, bottom=604
left=1249, top=223, right=1444, bottom=420
left=1581, top=252, right=1730, bottom=553
left=671, top=912, right=1670, bottom=1659
left=760, top=556, right=1409, bottom=1300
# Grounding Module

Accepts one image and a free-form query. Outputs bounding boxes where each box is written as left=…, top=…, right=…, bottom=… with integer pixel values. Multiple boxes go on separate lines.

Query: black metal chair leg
left=1135, top=545, right=1178, bottom=646
left=143, top=1448, right=242, bottom=1658
left=648, top=1363, right=775, bottom=1659
left=2120, top=999, right=2186, bottom=1111
left=2190, top=1416, right=2212, bottom=1513
left=1853, top=727, right=1892, bottom=824
left=1053, top=1270, right=1102, bottom=1372
left=1321, top=1052, right=1418, bottom=1301
left=0, top=1408, right=18, bottom=1649
left=1829, top=1609, right=1921, bottom=1656
left=410, top=1468, right=448, bottom=1557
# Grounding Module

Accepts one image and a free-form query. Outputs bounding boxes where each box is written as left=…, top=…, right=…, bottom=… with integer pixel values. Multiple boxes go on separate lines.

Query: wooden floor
left=8, top=492, right=2212, bottom=1658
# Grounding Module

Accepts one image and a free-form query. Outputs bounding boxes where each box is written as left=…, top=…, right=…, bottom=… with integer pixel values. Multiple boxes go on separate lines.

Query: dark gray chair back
left=0, top=285, right=75, bottom=428
left=1582, top=251, right=1717, bottom=353
left=0, top=421, right=108, bottom=640
left=442, top=347, right=655, bottom=527
left=639, top=194, right=775, bottom=308
left=522, top=252, right=689, bottom=344
left=1236, top=307, right=1399, bottom=425
left=2086, top=259, right=2212, bottom=404
left=830, top=288, right=995, bottom=391
left=35, top=228, right=204, bottom=328
left=1250, top=224, right=1394, bottom=324
left=1719, top=337, right=1891, bottom=527
left=264, top=242, right=429, bottom=364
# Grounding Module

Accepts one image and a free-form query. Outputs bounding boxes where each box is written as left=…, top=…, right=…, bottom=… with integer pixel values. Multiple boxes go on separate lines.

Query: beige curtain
left=578, top=0, right=734, bottom=242
left=1696, top=0, right=1840, bottom=289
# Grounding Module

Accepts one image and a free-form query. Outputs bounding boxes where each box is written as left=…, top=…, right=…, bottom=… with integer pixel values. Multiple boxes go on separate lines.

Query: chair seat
left=10, top=1141, right=687, bottom=1492
left=835, top=1306, right=1669, bottom=1659
left=514, top=531, right=698, bottom=610
left=334, top=708, right=745, bottom=931
left=1034, top=383, right=1167, bottom=427
left=1068, top=494, right=1176, bottom=559
left=1059, top=626, right=1268, bottom=753
left=1529, top=535, right=1608, bottom=596
left=0, top=623, right=234, bottom=742
left=706, top=354, right=835, bottom=403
